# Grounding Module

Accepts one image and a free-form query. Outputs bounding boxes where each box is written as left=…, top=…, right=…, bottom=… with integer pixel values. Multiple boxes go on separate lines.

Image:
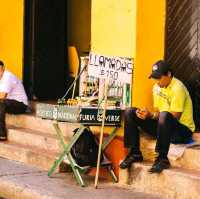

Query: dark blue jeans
left=0, top=99, right=27, bottom=137
left=124, top=107, right=193, bottom=158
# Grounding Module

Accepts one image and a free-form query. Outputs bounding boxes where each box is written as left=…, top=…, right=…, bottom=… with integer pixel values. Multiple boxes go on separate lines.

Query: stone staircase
left=0, top=113, right=79, bottom=171
left=1, top=110, right=200, bottom=199
left=119, top=132, right=200, bottom=199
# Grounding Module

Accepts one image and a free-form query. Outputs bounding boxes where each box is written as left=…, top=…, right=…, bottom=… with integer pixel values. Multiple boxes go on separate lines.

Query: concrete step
left=0, top=141, right=59, bottom=171
left=140, top=134, right=200, bottom=171
left=6, top=113, right=80, bottom=137
left=7, top=126, right=66, bottom=152
left=119, top=162, right=200, bottom=199
left=170, top=146, right=200, bottom=171
left=140, top=133, right=200, bottom=158
left=0, top=158, right=165, bottom=199
left=193, top=132, right=200, bottom=142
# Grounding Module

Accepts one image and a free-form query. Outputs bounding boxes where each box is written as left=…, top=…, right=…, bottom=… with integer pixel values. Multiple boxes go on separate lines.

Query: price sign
left=88, top=52, right=133, bottom=84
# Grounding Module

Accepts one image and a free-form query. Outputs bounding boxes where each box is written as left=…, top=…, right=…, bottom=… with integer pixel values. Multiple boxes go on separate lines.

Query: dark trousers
left=0, top=99, right=27, bottom=137
left=124, top=107, right=192, bottom=158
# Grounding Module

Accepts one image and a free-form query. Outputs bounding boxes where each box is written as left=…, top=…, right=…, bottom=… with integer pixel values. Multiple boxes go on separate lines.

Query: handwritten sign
left=88, top=52, right=133, bottom=84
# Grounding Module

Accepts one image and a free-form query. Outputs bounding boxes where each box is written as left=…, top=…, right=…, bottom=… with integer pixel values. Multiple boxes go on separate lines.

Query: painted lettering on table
left=36, top=104, right=121, bottom=124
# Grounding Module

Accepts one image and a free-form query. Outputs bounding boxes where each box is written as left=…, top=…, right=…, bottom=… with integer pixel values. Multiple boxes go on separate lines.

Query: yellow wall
left=132, top=0, right=166, bottom=110
left=0, top=0, right=24, bottom=79
left=91, top=0, right=166, bottom=109
left=67, top=0, right=91, bottom=56
left=91, top=0, right=136, bottom=58
left=91, top=0, right=137, bottom=137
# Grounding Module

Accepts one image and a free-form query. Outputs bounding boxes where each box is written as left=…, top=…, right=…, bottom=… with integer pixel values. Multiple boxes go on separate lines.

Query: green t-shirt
left=153, top=77, right=195, bottom=132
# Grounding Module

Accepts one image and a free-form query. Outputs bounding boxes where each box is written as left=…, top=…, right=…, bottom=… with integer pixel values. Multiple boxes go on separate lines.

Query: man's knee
left=158, top=111, right=174, bottom=125
left=0, top=101, right=6, bottom=111
left=124, top=107, right=137, bottom=119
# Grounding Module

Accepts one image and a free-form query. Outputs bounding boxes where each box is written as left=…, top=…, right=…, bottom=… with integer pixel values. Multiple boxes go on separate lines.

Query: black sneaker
left=0, top=136, right=7, bottom=141
left=119, top=153, right=143, bottom=169
left=148, top=157, right=170, bottom=173
left=0, top=128, right=7, bottom=141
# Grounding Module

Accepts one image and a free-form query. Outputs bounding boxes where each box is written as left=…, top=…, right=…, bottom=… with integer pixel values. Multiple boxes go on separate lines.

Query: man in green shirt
left=120, top=60, right=195, bottom=173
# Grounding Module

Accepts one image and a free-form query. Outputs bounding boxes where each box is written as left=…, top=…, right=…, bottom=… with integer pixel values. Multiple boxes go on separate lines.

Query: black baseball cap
left=149, top=60, right=171, bottom=79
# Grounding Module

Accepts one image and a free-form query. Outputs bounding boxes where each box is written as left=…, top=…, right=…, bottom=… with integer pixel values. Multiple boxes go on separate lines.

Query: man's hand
left=0, top=92, right=7, bottom=99
left=170, top=112, right=182, bottom=120
left=136, top=108, right=151, bottom=120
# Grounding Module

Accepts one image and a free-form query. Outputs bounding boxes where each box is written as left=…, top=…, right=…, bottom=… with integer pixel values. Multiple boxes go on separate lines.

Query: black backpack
left=71, top=128, right=103, bottom=167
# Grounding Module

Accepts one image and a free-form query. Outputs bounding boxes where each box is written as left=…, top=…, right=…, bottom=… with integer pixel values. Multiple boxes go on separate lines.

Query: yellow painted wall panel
left=0, top=0, right=24, bottom=79
left=91, top=0, right=136, bottom=57
left=67, top=0, right=91, bottom=56
left=133, top=0, right=166, bottom=110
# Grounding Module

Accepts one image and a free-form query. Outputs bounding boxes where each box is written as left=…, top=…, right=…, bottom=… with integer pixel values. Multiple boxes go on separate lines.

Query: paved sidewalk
left=0, top=158, right=165, bottom=199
